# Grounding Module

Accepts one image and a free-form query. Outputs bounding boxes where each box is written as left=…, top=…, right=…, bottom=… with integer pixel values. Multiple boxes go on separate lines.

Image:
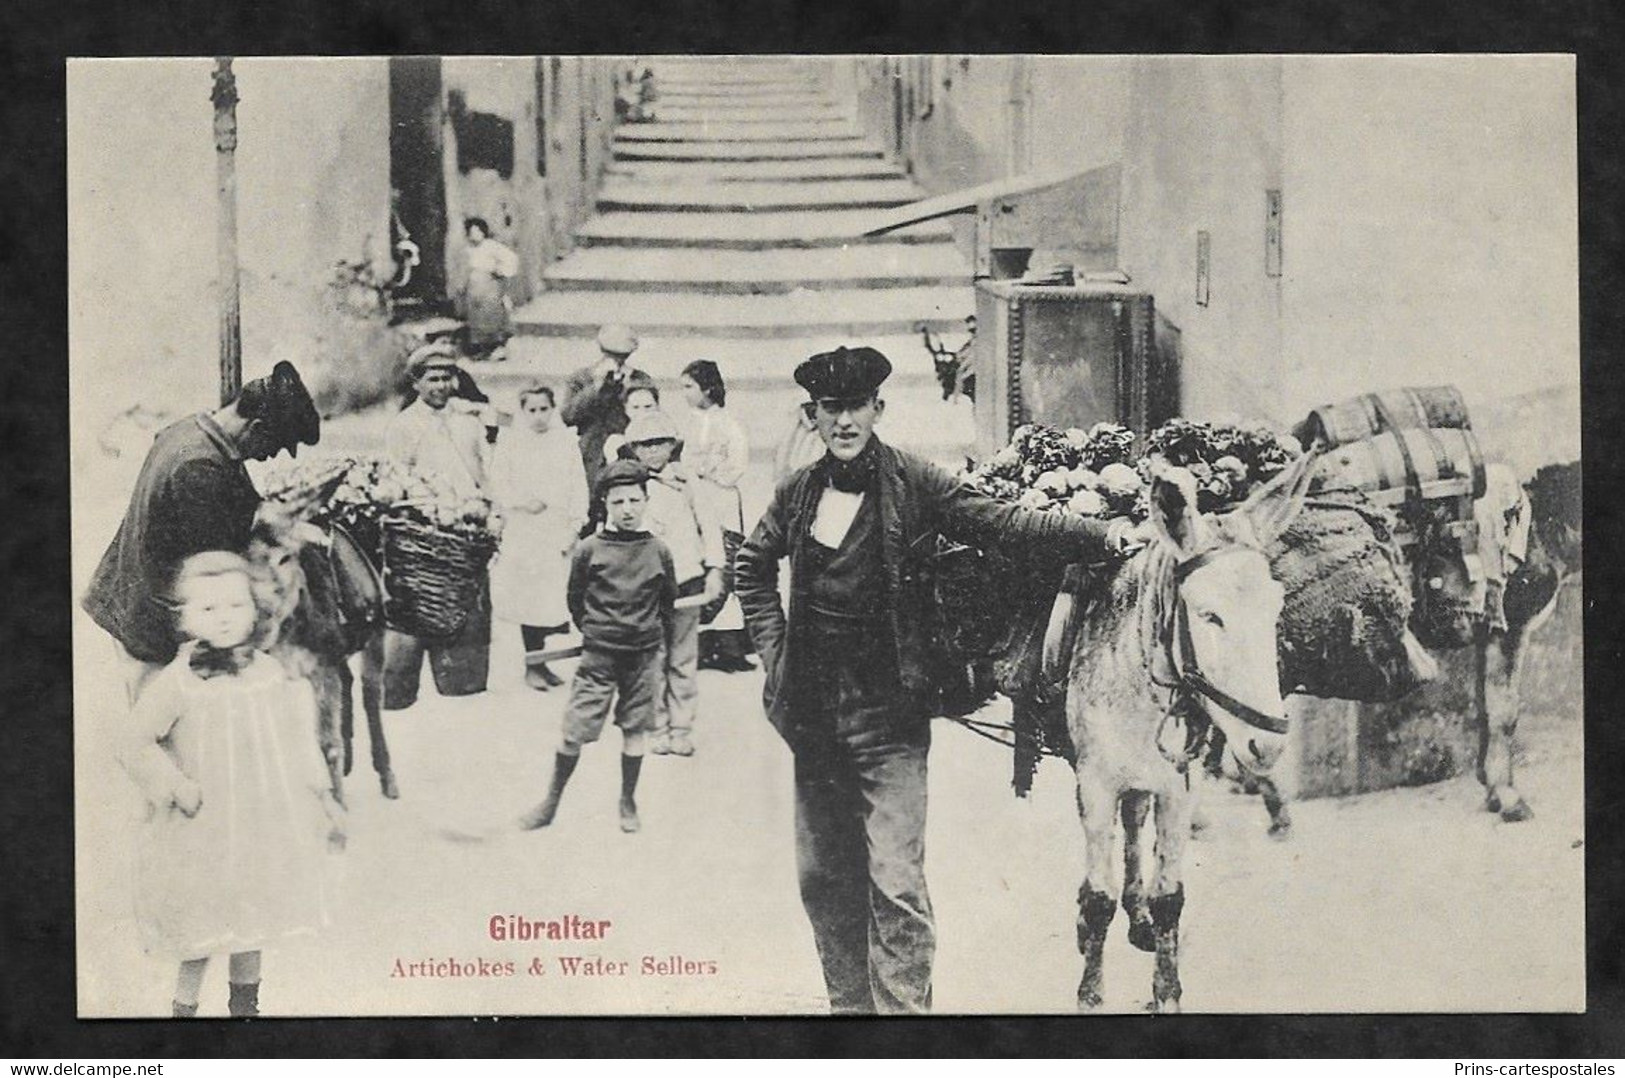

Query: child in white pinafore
left=118, top=551, right=344, bottom=1018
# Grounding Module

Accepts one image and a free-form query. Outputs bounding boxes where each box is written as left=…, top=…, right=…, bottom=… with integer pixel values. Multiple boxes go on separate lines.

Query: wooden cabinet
left=971, top=279, right=1172, bottom=460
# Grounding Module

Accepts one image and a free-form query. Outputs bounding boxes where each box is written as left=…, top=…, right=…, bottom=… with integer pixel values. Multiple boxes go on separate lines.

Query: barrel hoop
left=1414, top=425, right=1453, bottom=486
left=1370, top=394, right=1422, bottom=505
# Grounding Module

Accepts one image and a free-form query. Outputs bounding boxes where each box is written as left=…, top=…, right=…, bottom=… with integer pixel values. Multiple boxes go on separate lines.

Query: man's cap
left=793, top=346, right=892, bottom=401
left=597, top=458, right=650, bottom=496
left=245, top=361, right=321, bottom=457
left=406, top=340, right=461, bottom=378
left=623, top=409, right=680, bottom=445
left=597, top=324, right=640, bottom=357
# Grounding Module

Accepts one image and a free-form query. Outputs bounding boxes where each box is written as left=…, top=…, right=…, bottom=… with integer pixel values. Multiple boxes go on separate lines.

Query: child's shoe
left=669, top=730, right=695, bottom=757
left=524, top=666, right=551, bottom=692
left=649, top=731, right=672, bottom=755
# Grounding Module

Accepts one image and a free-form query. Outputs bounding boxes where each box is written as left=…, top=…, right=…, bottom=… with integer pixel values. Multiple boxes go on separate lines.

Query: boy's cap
left=406, top=341, right=461, bottom=377
left=623, top=410, right=680, bottom=445
left=597, top=459, right=650, bottom=496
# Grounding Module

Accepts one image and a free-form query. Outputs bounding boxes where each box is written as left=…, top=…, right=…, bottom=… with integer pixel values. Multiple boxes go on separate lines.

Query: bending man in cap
left=84, top=361, right=321, bottom=698
left=735, top=346, right=1144, bottom=1014
left=561, top=325, right=653, bottom=497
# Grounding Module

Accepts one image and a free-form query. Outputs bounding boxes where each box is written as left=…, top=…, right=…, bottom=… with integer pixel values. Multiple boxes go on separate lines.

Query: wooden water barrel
left=1297, top=386, right=1471, bottom=449
left=1314, top=427, right=1486, bottom=506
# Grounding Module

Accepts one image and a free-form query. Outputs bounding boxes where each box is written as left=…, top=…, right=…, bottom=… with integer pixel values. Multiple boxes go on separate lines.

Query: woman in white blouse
left=460, top=217, right=519, bottom=361
left=679, top=360, right=755, bottom=672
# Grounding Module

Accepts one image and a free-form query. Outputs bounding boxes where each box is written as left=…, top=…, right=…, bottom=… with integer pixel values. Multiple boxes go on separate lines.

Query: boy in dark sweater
left=519, top=460, right=676, bottom=834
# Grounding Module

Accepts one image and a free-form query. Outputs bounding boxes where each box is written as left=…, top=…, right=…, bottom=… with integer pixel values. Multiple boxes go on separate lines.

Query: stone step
left=487, top=334, right=974, bottom=467
left=597, top=178, right=924, bottom=213
left=512, top=285, right=974, bottom=340
left=541, top=245, right=970, bottom=294
left=651, top=92, right=835, bottom=109
left=615, top=121, right=865, bottom=144
left=652, top=77, right=822, bottom=92
left=605, top=157, right=905, bottom=184
left=573, top=210, right=953, bottom=250
left=649, top=106, right=852, bottom=125
left=614, top=139, right=884, bottom=162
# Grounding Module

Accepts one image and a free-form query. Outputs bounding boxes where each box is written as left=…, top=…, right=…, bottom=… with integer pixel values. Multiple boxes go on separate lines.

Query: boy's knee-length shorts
left=563, top=645, right=662, bottom=745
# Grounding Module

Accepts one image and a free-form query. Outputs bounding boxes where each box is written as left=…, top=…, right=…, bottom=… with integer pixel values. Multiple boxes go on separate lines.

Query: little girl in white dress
left=119, top=551, right=345, bottom=1017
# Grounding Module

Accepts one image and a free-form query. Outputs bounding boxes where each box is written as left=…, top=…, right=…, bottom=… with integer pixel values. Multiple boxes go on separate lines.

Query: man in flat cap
left=387, top=341, right=490, bottom=499
left=84, top=360, right=321, bottom=697
left=561, top=324, right=654, bottom=498
left=735, top=345, right=1143, bottom=1014
left=382, top=342, right=494, bottom=706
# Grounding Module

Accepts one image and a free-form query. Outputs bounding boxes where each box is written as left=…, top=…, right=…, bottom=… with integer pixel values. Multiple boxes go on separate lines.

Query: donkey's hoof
left=1128, top=919, right=1156, bottom=953
left=1149, top=996, right=1182, bottom=1015
left=380, top=772, right=400, bottom=800
left=1267, top=819, right=1293, bottom=841
left=1077, top=986, right=1104, bottom=1011
left=1500, top=798, right=1534, bottom=823
left=1485, top=791, right=1503, bottom=814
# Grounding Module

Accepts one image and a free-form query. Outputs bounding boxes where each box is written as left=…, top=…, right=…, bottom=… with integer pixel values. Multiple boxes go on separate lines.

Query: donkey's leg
left=312, top=664, right=346, bottom=807
left=1256, top=776, right=1292, bottom=839
left=1074, top=772, right=1119, bottom=1011
left=1148, top=783, right=1194, bottom=1014
left=1120, top=790, right=1155, bottom=952
left=337, top=661, right=356, bottom=777
left=1477, top=631, right=1531, bottom=822
left=362, top=631, right=398, bottom=800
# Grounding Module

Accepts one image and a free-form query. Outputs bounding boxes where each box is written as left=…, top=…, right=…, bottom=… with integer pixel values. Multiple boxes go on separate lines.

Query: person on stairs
left=518, top=460, right=676, bottom=834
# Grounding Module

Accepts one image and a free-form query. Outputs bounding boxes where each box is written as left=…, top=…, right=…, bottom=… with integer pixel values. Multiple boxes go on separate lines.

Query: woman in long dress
left=460, top=217, right=519, bottom=361
left=490, top=383, right=589, bottom=689
left=679, top=360, right=755, bottom=672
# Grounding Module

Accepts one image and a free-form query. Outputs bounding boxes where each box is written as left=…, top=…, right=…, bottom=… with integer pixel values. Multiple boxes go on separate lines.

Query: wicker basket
left=380, top=517, right=498, bottom=639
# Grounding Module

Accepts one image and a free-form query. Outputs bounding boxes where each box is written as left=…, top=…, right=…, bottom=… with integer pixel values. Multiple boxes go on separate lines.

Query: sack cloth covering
left=1270, top=491, right=1416, bottom=702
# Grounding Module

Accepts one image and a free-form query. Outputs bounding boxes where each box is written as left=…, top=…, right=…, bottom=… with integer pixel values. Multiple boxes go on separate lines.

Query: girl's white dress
left=119, top=646, right=336, bottom=960
left=685, top=405, right=750, bottom=632
left=490, top=423, right=590, bottom=628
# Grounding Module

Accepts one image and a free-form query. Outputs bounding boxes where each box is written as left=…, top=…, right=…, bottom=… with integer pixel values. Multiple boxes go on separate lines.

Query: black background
left=3, top=0, right=1622, bottom=1058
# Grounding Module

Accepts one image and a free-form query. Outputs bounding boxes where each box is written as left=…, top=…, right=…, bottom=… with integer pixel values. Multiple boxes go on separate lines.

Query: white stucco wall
left=1279, top=55, right=1578, bottom=466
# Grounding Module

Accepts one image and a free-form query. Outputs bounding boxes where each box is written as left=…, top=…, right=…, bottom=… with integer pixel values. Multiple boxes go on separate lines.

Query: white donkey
left=1066, top=453, right=1315, bottom=1013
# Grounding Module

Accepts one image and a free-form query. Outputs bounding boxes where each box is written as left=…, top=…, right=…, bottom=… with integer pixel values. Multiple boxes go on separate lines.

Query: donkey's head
left=246, top=500, right=328, bottom=648
left=1148, top=452, right=1315, bottom=775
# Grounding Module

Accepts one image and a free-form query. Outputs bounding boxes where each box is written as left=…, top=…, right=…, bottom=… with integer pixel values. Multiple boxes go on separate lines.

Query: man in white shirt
left=386, top=343, right=489, bottom=499
left=380, top=343, right=493, bottom=708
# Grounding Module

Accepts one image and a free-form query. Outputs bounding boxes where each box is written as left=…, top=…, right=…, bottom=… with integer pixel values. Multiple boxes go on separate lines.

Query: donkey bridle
left=1162, top=545, right=1291, bottom=737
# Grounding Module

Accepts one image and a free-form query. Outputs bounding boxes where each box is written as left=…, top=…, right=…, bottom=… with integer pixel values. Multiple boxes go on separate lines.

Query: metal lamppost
left=212, top=57, right=242, bottom=407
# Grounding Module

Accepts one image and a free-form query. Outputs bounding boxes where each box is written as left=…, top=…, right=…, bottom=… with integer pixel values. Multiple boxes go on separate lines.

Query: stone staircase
left=501, top=57, right=976, bottom=479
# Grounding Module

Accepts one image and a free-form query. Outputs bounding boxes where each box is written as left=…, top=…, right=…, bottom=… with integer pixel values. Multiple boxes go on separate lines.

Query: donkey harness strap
left=1160, top=546, right=1291, bottom=737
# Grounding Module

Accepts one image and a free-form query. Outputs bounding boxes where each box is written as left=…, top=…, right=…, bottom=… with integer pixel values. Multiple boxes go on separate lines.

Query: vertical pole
left=212, top=57, right=242, bottom=407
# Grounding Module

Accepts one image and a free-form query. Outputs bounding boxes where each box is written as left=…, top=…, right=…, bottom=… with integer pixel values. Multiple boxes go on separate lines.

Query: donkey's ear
left=291, top=521, right=329, bottom=549
left=1241, top=449, right=1320, bottom=548
left=1147, top=459, right=1206, bottom=557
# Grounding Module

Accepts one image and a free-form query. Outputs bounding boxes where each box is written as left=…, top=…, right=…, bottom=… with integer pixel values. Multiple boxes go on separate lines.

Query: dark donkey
left=248, top=502, right=397, bottom=804
left=1256, top=458, right=1580, bottom=828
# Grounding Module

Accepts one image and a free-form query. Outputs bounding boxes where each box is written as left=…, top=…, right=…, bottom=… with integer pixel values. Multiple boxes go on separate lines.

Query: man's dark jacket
left=735, top=439, right=1118, bottom=743
left=83, top=415, right=261, bottom=664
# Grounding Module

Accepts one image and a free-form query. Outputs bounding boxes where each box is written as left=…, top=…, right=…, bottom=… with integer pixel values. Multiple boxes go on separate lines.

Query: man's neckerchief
left=818, top=438, right=880, bottom=494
